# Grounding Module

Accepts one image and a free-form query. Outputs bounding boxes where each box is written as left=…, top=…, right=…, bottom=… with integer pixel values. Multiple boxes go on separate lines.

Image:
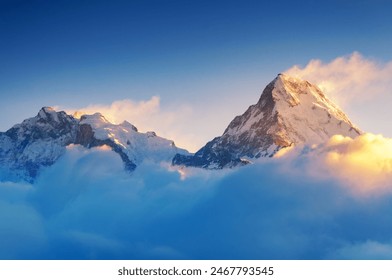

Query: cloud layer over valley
left=2, top=133, right=392, bottom=259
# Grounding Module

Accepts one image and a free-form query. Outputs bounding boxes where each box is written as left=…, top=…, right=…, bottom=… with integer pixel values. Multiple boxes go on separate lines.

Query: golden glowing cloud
left=314, top=134, right=392, bottom=194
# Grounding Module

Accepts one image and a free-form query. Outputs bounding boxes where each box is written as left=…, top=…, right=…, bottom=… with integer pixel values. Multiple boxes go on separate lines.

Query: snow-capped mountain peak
left=0, top=108, right=189, bottom=182
left=173, top=74, right=361, bottom=169
left=38, top=106, right=57, bottom=119
left=77, top=112, right=189, bottom=166
left=0, top=74, right=363, bottom=180
left=261, top=73, right=361, bottom=145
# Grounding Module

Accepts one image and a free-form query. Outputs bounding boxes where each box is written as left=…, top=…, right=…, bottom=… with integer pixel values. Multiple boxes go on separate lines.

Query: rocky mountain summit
left=0, top=107, right=189, bottom=182
left=173, top=74, right=361, bottom=168
left=0, top=74, right=363, bottom=181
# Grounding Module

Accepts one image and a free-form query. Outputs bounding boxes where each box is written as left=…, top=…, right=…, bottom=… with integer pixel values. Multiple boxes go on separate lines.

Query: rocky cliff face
left=0, top=74, right=363, bottom=181
left=0, top=107, right=78, bottom=180
left=173, top=74, right=361, bottom=169
left=0, top=108, right=189, bottom=182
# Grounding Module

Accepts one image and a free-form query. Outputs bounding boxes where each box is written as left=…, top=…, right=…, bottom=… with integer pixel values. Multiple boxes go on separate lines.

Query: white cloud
left=3, top=143, right=392, bottom=259
left=285, top=52, right=392, bottom=106
left=329, top=240, right=392, bottom=260
left=61, top=97, right=202, bottom=152
left=70, top=97, right=162, bottom=124
left=5, top=52, right=392, bottom=258
left=0, top=181, right=46, bottom=259
left=56, top=52, right=392, bottom=154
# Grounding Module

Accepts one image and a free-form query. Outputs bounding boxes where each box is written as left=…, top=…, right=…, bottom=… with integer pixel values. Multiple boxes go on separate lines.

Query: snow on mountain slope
left=0, top=74, right=362, bottom=180
left=173, top=74, right=362, bottom=169
left=0, top=107, right=78, bottom=181
left=77, top=112, right=189, bottom=166
left=0, top=108, right=189, bottom=182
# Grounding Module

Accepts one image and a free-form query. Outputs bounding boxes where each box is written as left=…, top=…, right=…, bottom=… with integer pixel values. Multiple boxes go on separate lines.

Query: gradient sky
left=1, top=0, right=392, bottom=150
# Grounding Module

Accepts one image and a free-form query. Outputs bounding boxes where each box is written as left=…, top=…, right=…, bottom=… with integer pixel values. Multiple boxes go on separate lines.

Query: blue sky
left=3, top=1, right=392, bottom=260
left=1, top=0, right=392, bottom=150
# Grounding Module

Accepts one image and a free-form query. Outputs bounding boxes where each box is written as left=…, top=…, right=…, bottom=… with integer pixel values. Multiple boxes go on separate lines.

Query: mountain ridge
left=0, top=107, right=189, bottom=182
left=173, top=74, right=361, bottom=168
left=0, top=74, right=362, bottom=181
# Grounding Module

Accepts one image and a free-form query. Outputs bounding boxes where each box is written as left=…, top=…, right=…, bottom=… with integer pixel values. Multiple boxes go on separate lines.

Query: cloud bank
left=311, top=134, right=392, bottom=194
left=5, top=50, right=392, bottom=258
left=1, top=133, right=392, bottom=259
left=285, top=52, right=392, bottom=106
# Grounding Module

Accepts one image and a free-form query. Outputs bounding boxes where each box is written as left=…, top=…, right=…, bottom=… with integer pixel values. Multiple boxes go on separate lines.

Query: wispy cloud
left=61, top=97, right=201, bottom=152
left=328, top=241, right=392, bottom=260
left=285, top=52, right=392, bottom=106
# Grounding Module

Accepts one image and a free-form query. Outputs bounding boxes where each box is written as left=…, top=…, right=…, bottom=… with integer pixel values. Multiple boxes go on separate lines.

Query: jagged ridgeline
left=0, top=108, right=189, bottom=182
left=0, top=74, right=361, bottom=182
left=173, top=74, right=361, bottom=168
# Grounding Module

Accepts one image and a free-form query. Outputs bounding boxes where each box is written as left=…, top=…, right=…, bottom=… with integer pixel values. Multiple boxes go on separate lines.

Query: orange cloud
left=309, top=133, right=392, bottom=194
